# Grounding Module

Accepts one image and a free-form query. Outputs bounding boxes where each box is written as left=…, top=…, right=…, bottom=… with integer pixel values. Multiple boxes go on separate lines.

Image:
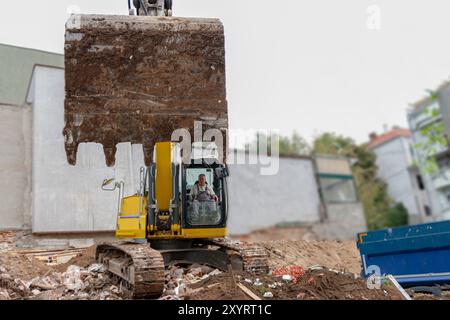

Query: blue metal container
left=357, top=220, right=450, bottom=287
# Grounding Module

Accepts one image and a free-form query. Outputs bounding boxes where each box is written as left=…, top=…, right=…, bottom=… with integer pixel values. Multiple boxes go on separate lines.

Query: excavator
left=63, top=1, right=269, bottom=299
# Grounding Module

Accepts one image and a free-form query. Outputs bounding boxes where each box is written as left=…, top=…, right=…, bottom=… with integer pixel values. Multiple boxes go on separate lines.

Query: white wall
left=30, top=66, right=142, bottom=233
left=27, top=66, right=322, bottom=235
left=227, top=157, right=321, bottom=235
left=313, top=203, right=366, bottom=240
left=0, top=103, right=31, bottom=230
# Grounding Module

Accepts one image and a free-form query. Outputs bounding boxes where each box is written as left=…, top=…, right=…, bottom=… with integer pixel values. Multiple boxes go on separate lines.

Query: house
left=407, top=82, right=450, bottom=222
left=368, top=128, right=430, bottom=224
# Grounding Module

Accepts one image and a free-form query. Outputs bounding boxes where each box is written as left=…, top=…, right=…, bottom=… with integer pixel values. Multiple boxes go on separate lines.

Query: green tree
left=413, top=102, right=448, bottom=175
left=313, top=132, right=356, bottom=156
left=247, top=131, right=311, bottom=156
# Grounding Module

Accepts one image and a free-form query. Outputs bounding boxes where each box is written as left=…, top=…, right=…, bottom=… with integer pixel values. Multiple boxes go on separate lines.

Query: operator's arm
left=207, top=186, right=219, bottom=201
left=207, top=186, right=216, bottom=196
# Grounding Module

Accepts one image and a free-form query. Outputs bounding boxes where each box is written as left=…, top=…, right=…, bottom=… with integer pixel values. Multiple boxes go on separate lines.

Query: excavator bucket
left=64, top=15, right=228, bottom=166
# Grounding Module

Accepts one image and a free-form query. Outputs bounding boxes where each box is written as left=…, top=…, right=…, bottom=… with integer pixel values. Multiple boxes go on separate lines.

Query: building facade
left=368, top=128, right=430, bottom=224
left=407, top=82, right=450, bottom=222
left=0, top=44, right=64, bottom=230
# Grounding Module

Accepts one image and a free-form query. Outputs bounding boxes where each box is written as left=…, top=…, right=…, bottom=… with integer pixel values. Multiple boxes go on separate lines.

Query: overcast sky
left=2, top=0, right=450, bottom=144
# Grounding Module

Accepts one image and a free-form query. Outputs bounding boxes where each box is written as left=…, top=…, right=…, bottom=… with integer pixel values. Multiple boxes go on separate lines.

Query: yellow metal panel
left=116, top=215, right=147, bottom=239
left=120, top=195, right=147, bottom=216
left=155, top=142, right=173, bottom=211
left=116, top=195, right=147, bottom=239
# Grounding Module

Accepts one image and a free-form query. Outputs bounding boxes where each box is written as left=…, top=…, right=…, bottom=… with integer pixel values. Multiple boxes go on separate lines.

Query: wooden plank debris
left=237, top=283, right=262, bottom=300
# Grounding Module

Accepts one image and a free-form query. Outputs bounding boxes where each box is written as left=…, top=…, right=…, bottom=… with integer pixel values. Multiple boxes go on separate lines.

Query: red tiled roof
left=367, top=128, right=412, bottom=149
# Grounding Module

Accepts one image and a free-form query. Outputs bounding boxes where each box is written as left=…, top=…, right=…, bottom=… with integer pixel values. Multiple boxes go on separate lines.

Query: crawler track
left=211, top=238, right=269, bottom=274
left=96, top=243, right=165, bottom=299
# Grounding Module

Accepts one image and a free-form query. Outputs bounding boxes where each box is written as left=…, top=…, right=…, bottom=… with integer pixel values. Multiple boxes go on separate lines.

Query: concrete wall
left=0, top=103, right=32, bottom=230
left=29, top=66, right=143, bottom=233
left=313, top=203, right=366, bottom=240
left=26, top=66, right=323, bottom=234
left=227, top=157, right=321, bottom=235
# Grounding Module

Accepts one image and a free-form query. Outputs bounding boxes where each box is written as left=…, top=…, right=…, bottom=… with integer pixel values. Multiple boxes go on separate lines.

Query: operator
left=190, top=174, right=218, bottom=203
left=189, top=174, right=218, bottom=220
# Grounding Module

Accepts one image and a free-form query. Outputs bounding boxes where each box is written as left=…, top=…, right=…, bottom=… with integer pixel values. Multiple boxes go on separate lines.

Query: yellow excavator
left=95, top=141, right=270, bottom=299
left=96, top=141, right=269, bottom=298
left=63, top=3, right=268, bottom=299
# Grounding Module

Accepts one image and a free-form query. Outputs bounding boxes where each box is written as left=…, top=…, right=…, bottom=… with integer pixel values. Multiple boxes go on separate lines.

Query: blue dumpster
left=357, top=220, right=450, bottom=287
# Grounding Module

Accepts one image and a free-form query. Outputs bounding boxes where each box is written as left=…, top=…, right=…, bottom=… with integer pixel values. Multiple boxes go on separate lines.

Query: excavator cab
left=183, top=163, right=229, bottom=230
left=112, top=142, right=229, bottom=242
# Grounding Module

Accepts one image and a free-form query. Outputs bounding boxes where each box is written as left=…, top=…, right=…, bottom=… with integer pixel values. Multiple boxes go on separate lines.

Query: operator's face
left=199, top=176, right=206, bottom=186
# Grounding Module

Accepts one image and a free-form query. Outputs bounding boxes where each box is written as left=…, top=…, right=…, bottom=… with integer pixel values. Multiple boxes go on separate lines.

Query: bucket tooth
left=103, top=145, right=118, bottom=167
left=64, top=14, right=228, bottom=166
left=65, top=144, right=79, bottom=166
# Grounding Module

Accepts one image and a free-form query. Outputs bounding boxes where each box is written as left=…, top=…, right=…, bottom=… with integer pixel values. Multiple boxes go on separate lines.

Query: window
left=185, top=168, right=221, bottom=226
left=315, top=156, right=358, bottom=204
left=416, top=175, right=425, bottom=190
left=318, top=175, right=358, bottom=203
left=186, top=168, right=214, bottom=189
left=424, top=205, right=432, bottom=216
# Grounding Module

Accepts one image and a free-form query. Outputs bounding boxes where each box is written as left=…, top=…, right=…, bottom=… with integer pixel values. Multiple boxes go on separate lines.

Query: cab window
left=185, top=168, right=221, bottom=226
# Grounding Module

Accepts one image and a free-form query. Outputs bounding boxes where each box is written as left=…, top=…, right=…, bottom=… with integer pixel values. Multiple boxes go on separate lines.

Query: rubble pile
left=0, top=232, right=16, bottom=253
left=0, top=260, right=123, bottom=300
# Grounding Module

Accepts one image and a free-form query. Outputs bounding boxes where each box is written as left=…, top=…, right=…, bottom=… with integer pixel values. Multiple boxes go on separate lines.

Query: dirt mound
left=260, top=240, right=361, bottom=274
